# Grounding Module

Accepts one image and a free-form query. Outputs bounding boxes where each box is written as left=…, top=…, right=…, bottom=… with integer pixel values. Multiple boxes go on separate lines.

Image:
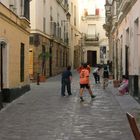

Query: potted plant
left=109, top=72, right=114, bottom=80
left=38, top=51, right=50, bottom=82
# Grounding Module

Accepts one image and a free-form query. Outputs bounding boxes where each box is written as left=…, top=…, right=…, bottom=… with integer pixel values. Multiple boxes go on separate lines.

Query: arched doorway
left=0, top=40, right=8, bottom=90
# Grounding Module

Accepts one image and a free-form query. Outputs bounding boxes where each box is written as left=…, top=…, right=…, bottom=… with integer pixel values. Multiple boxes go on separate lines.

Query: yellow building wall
left=0, top=3, right=30, bottom=88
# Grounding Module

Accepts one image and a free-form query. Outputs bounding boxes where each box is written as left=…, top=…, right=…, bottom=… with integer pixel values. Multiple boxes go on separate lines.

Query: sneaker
left=61, top=94, right=66, bottom=97
left=91, top=95, right=96, bottom=99
left=80, top=97, right=84, bottom=102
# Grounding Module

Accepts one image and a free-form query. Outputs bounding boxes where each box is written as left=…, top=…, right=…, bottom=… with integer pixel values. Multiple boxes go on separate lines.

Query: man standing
left=79, top=63, right=96, bottom=102
left=61, top=66, right=72, bottom=96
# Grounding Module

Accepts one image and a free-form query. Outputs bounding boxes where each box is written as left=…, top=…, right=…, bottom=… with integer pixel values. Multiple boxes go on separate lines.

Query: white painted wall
left=68, top=0, right=80, bottom=68
left=30, top=0, right=67, bottom=36
left=79, top=0, right=108, bottom=64
left=117, top=0, right=140, bottom=76
left=0, top=0, right=29, bottom=19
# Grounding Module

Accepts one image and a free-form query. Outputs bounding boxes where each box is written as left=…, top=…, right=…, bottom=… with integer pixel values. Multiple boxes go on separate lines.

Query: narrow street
left=0, top=71, right=139, bottom=140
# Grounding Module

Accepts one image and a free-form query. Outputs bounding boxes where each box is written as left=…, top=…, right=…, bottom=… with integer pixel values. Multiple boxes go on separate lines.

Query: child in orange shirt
left=79, top=63, right=96, bottom=102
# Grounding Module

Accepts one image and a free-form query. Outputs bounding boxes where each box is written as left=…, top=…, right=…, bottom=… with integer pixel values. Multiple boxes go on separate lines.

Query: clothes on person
left=61, top=66, right=72, bottom=96
left=77, top=62, right=91, bottom=74
left=92, top=67, right=100, bottom=84
left=103, top=65, right=109, bottom=78
left=118, top=76, right=129, bottom=95
left=79, top=63, right=96, bottom=102
left=102, top=65, right=109, bottom=89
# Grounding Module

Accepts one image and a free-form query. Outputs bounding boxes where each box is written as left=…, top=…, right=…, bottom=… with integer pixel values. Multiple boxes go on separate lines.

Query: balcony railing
left=85, top=34, right=99, bottom=41
left=84, top=34, right=99, bottom=46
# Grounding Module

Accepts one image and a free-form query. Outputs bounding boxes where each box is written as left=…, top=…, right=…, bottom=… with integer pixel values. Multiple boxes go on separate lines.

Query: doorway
left=87, top=51, right=97, bottom=66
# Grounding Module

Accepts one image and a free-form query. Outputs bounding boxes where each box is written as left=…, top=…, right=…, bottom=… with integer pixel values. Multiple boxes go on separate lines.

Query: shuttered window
left=20, top=43, right=24, bottom=82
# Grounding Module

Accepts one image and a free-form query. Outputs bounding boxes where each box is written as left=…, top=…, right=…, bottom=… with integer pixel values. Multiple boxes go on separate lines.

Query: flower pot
left=109, top=74, right=113, bottom=80
left=113, top=80, right=120, bottom=88
left=39, top=75, right=46, bottom=82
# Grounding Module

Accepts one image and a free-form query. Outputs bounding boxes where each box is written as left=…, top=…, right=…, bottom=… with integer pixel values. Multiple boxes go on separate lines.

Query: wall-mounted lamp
left=66, top=12, right=71, bottom=21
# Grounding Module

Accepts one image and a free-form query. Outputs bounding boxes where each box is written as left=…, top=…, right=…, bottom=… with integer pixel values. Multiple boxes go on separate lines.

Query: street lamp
left=66, top=12, right=71, bottom=21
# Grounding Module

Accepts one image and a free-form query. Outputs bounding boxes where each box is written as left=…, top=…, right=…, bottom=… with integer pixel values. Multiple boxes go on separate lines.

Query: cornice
left=0, top=3, right=30, bottom=34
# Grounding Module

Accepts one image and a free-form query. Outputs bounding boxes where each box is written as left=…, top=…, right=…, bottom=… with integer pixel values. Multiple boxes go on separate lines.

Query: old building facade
left=0, top=0, right=30, bottom=104
left=68, top=0, right=82, bottom=69
left=79, top=0, right=108, bottom=66
left=29, top=0, right=81, bottom=80
left=104, top=0, right=140, bottom=99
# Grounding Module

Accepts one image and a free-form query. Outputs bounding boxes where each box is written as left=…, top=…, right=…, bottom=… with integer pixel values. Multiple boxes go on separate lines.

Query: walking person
left=103, top=65, right=109, bottom=89
left=61, top=65, right=72, bottom=96
left=93, top=66, right=100, bottom=84
left=79, top=63, right=96, bottom=102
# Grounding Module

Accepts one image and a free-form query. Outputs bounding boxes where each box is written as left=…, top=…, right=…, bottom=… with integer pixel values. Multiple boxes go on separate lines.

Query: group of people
left=61, top=63, right=96, bottom=102
left=61, top=62, right=128, bottom=102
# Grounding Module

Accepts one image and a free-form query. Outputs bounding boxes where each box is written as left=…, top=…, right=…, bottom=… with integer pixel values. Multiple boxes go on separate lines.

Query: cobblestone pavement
left=0, top=71, right=140, bottom=140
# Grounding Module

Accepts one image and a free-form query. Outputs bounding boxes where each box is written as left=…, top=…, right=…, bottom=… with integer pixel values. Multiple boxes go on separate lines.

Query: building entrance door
left=87, top=51, right=96, bottom=66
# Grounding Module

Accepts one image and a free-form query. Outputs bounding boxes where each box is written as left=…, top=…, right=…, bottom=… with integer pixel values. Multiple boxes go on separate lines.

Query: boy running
left=79, top=63, right=96, bottom=102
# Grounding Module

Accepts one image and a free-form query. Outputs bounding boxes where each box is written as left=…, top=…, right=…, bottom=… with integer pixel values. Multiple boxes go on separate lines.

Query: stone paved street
left=0, top=71, right=140, bottom=140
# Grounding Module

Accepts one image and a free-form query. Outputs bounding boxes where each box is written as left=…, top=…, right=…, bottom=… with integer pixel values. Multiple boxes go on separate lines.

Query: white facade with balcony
left=0, top=0, right=30, bottom=19
left=29, top=0, right=80, bottom=78
left=79, top=0, right=108, bottom=66
left=104, top=0, right=140, bottom=99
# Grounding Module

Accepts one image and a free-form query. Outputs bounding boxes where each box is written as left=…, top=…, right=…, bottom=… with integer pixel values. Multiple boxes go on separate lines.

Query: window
left=71, top=2, right=73, bottom=16
left=20, top=43, right=24, bottom=82
left=43, top=17, right=46, bottom=32
left=134, top=18, right=139, bottom=74
left=74, top=5, right=76, bottom=26
left=24, top=0, right=30, bottom=19
left=87, top=24, right=96, bottom=35
left=56, top=49, right=58, bottom=67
